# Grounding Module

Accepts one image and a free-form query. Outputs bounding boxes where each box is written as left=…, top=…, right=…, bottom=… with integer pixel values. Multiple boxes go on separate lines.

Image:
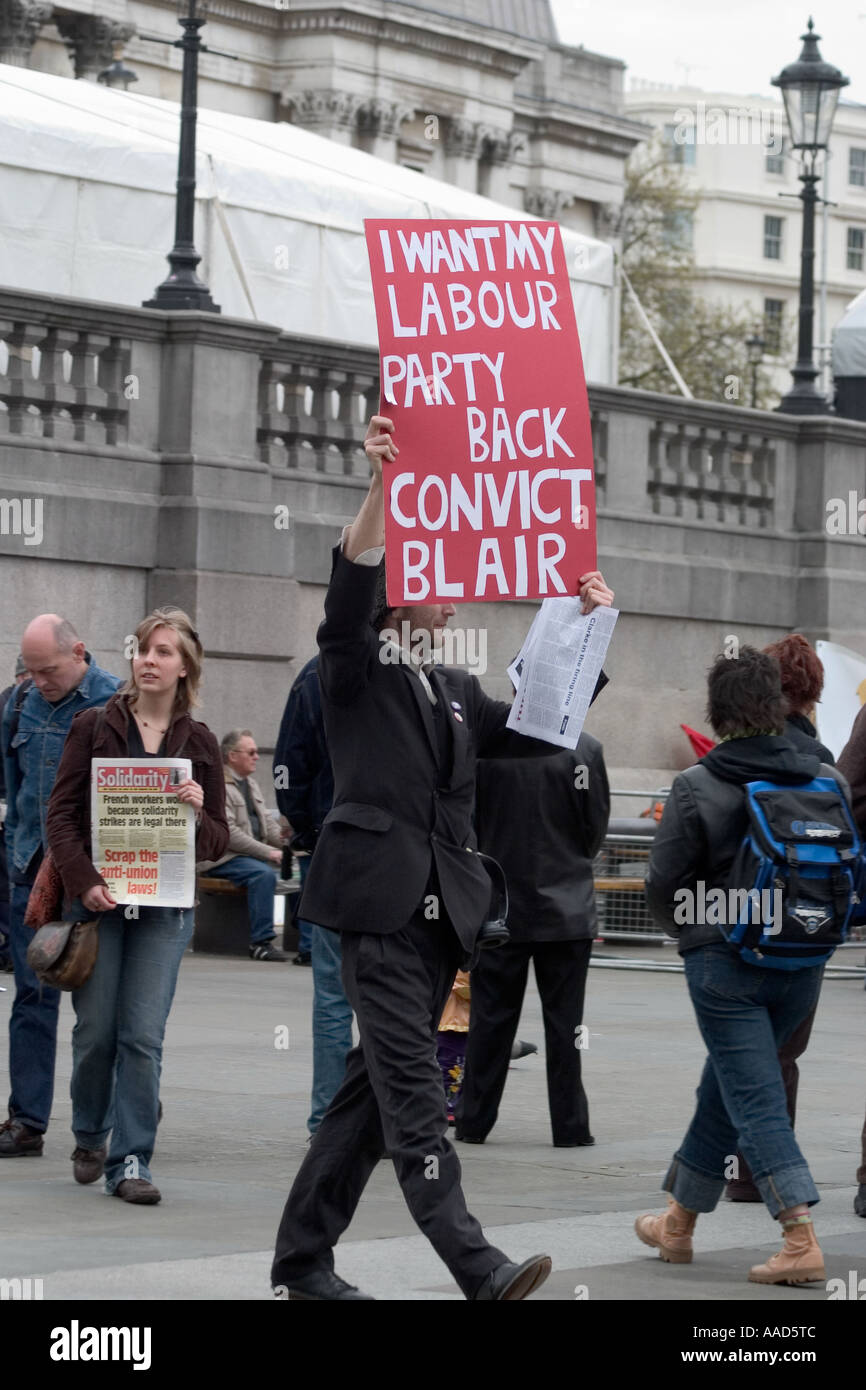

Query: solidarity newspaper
left=91, top=759, right=196, bottom=908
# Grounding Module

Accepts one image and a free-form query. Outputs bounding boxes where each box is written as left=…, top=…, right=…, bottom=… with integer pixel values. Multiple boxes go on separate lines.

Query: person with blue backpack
left=639, top=646, right=859, bottom=1286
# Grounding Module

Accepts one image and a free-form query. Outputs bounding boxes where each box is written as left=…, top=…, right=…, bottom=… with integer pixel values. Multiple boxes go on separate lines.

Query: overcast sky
left=550, top=0, right=865, bottom=106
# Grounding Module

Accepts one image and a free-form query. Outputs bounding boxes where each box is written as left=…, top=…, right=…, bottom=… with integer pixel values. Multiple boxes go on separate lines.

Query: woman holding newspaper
left=46, top=607, right=228, bottom=1204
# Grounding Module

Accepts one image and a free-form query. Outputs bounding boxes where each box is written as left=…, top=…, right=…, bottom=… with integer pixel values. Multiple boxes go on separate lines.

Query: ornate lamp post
left=144, top=0, right=220, bottom=312
left=771, top=18, right=848, bottom=414
left=746, top=330, right=766, bottom=409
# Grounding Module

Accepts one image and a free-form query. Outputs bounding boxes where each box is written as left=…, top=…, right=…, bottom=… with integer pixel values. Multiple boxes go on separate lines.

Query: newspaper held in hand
left=91, top=759, right=196, bottom=908
left=507, top=599, right=618, bottom=749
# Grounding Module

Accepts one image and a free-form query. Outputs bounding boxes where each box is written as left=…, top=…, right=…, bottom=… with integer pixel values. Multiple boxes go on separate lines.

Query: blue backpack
left=721, top=777, right=863, bottom=970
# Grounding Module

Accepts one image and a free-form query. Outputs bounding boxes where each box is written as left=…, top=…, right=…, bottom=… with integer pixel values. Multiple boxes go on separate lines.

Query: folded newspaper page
left=91, top=759, right=196, bottom=908
left=507, top=599, right=618, bottom=748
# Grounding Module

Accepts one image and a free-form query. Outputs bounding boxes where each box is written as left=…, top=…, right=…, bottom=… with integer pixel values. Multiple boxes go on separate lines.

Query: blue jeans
left=295, top=857, right=313, bottom=956
left=70, top=905, right=192, bottom=1192
left=207, top=856, right=278, bottom=944
left=665, top=943, right=824, bottom=1219
left=7, top=881, right=60, bottom=1132
left=307, top=925, right=353, bottom=1134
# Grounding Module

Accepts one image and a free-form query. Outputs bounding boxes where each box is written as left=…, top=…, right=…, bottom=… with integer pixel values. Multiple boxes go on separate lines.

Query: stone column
left=478, top=127, right=526, bottom=203
left=523, top=187, right=575, bottom=220
left=0, top=0, right=53, bottom=67
left=356, top=97, right=414, bottom=162
left=54, top=14, right=135, bottom=81
left=443, top=117, right=484, bottom=191
left=280, top=89, right=364, bottom=146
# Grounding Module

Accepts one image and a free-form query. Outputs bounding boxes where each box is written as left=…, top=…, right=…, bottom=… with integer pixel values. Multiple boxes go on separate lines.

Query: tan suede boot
left=635, top=1197, right=697, bottom=1264
left=748, top=1216, right=825, bottom=1285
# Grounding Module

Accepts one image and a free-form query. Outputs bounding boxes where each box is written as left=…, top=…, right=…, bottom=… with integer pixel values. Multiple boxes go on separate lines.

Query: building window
left=765, top=137, right=787, bottom=175
left=662, top=209, right=694, bottom=249
left=663, top=122, right=696, bottom=167
left=848, top=227, right=865, bottom=272
left=850, top=148, right=866, bottom=187
left=763, top=298, right=784, bottom=353
left=764, top=215, right=783, bottom=260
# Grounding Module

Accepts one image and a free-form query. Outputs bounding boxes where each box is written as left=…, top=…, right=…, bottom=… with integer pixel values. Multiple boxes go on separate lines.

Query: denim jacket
left=1, top=654, right=123, bottom=884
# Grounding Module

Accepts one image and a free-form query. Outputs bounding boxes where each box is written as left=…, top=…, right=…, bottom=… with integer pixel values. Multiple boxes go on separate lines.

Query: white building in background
left=1, top=0, right=648, bottom=241
left=625, top=83, right=866, bottom=394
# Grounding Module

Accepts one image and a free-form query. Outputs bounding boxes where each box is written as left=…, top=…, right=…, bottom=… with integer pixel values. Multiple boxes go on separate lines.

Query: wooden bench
left=194, top=875, right=299, bottom=956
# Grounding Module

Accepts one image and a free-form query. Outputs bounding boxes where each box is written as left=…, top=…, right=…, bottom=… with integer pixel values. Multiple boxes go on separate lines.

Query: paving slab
left=1, top=947, right=863, bottom=1304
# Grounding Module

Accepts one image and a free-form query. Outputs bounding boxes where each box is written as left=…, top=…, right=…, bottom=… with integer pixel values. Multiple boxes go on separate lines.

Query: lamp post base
left=143, top=277, right=221, bottom=313
left=776, top=379, right=832, bottom=415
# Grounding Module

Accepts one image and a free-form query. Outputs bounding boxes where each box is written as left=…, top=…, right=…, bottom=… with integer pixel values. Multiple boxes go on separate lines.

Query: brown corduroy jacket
left=46, top=692, right=229, bottom=900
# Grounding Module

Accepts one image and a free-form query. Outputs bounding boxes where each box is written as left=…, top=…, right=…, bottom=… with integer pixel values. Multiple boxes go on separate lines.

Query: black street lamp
left=746, top=330, right=766, bottom=409
left=772, top=18, right=848, bottom=414
left=144, top=0, right=220, bottom=312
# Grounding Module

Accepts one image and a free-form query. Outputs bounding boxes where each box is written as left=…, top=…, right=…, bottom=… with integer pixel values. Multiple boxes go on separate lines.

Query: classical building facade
left=4, top=0, right=647, bottom=239
left=625, top=83, right=866, bottom=394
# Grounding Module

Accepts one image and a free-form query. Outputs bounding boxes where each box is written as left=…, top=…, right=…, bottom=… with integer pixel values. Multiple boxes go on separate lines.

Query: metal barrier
left=593, top=790, right=668, bottom=943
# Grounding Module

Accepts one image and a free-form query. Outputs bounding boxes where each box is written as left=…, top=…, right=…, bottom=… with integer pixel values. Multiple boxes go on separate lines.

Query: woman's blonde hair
left=123, top=606, right=204, bottom=715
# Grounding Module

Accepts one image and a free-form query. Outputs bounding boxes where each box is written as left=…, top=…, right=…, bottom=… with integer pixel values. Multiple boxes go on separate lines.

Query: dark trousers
left=730, top=1006, right=816, bottom=1192
left=457, top=938, right=593, bottom=1145
left=859, top=1106, right=866, bottom=1188
left=8, top=882, right=60, bottom=1132
left=271, top=907, right=506, bottom=1298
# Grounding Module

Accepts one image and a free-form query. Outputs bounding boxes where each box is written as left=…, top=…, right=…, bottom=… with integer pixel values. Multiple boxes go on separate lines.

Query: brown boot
left=635, top=1197, right=697, bottom=1264
left=748, top=1216, right=824, bottom=1285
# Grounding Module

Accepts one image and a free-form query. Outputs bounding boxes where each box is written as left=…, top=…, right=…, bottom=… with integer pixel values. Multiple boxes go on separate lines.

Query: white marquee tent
left=0, top=66, right=615, bottom=383
left=832, top=287, right=866, bottom=378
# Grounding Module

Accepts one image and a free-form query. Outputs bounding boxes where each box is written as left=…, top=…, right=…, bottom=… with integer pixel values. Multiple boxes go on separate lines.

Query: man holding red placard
left=270, top=413, right=613, bottom=1302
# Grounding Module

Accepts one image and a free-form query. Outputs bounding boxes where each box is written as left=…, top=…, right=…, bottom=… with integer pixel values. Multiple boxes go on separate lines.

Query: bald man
left=0, top=616, right=121, bottom=1157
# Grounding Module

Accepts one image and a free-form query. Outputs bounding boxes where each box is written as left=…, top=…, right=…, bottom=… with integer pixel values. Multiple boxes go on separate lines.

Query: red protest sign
left=364, top=218, right=596, bottom=604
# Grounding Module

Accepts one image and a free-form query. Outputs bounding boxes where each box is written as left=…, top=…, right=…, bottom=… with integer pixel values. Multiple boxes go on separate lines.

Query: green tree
left=614, top=135, right=782, bottom=408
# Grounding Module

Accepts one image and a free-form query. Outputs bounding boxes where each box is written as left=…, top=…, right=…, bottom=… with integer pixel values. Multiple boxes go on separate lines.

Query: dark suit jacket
left=299, top=546, right=568, bottom=953
left=273, top=655, right=334, bottom=852
left=475, top=735, right=610, bottom=942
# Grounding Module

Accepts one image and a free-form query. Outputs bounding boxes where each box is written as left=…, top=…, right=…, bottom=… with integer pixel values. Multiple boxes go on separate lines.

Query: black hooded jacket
left=646, top=735, right=851, bottom=953
left=784, top=712, right=834, bottom=766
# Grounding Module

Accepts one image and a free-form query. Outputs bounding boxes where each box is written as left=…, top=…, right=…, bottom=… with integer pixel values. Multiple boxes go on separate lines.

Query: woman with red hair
left=764, top=633, right=834, bottom=764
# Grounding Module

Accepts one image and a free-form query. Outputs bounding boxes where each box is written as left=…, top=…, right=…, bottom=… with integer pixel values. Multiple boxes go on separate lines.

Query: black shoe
left=292, top=952, right=312, bottom=966
left=250, top=943, right=289, bottom=961
left=454, top=1131, right=485, bottom=1144
left=510, top=1040, right=538, bottom=1060
left=0, top=1118, right=44, bottom=1156
left=274, top=1270, right=374, bottom=1301
left=553, top=1135, right=595, bottom=1148
left=725, top=1181, right=761, bottom=1202
left=855, top=1184, right=866, bottom=1218
left=71, top=1144, right=106, bottom=1184
left=472, top=1254, right=552, bottom=1301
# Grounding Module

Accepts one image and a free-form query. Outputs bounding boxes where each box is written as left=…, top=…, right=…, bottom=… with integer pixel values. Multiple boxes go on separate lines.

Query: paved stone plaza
left=1, top=946, right=863, bottom=1302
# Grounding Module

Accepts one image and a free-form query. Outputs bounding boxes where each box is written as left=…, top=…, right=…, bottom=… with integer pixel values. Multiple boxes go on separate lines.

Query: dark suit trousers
left=458, top=939, right=593, bottom=1145
left=271, top=905, right=506, bottom=1297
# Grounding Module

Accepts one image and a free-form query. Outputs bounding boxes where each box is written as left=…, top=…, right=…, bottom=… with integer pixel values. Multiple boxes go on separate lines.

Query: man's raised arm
left=316, top=416, right=397, bottom=704
left=342, top=415, right=396, bottom=562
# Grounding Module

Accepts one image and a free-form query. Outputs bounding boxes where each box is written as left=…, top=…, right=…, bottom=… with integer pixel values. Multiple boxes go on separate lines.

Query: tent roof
left=0, top=66, right=614, bottom=379
left=833, top=287, right=866, bottom=376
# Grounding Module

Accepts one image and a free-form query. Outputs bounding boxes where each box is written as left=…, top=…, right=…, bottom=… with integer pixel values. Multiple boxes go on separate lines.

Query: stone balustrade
left=1, top=285, right=865, bottom=778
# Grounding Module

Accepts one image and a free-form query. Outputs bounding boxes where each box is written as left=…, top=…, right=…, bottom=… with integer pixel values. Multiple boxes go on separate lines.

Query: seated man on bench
left=198, top=729, right=287, bottom=961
